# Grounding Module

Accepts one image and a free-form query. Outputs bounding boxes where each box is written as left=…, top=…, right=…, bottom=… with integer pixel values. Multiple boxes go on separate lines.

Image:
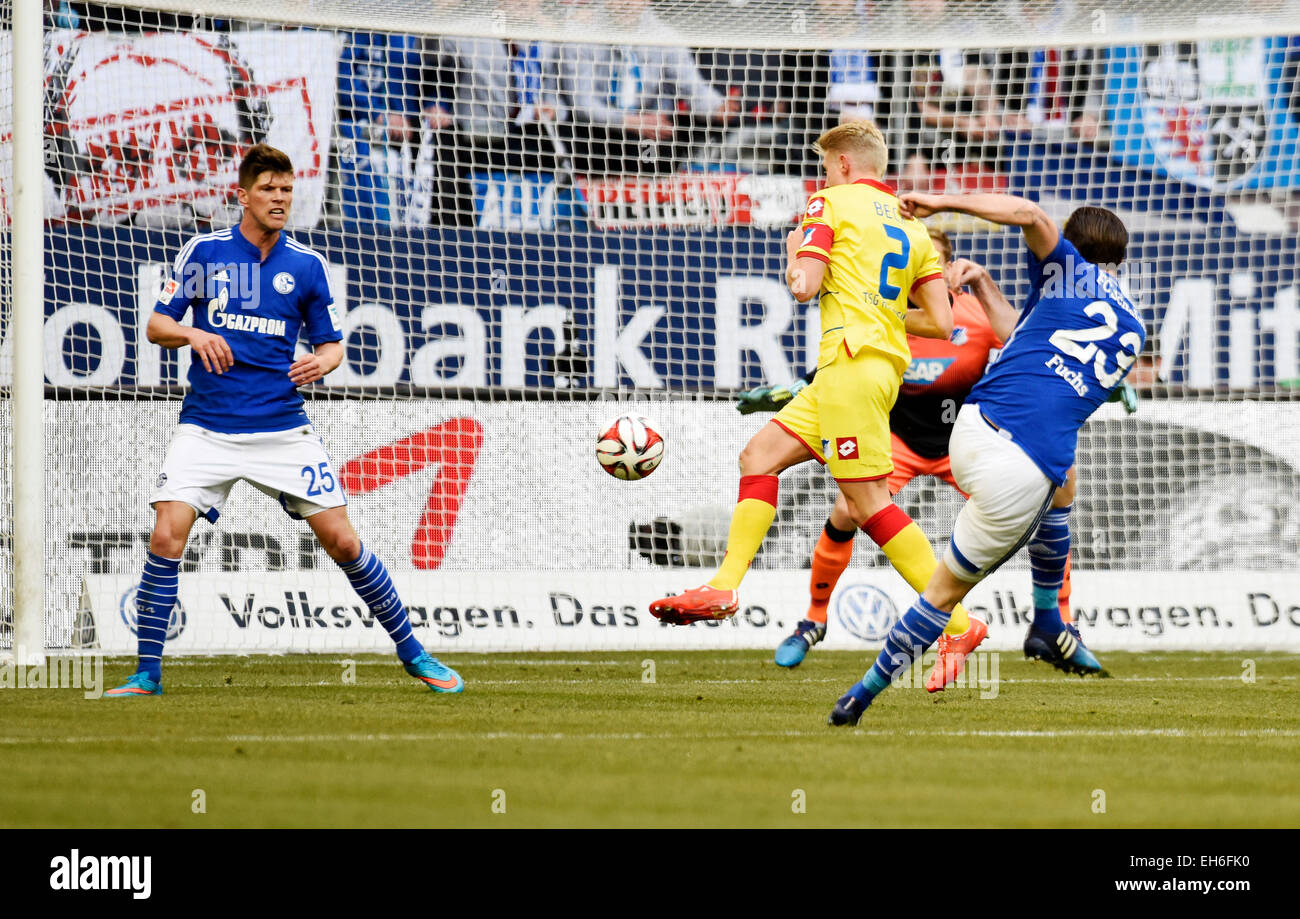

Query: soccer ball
left=596, top=414, right=664, bottom=481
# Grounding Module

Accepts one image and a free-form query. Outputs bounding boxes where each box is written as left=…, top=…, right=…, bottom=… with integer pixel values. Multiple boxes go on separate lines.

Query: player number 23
left=1048, top=300, right=1142, bottom=389
left=301, top=462, right=336, bottom=497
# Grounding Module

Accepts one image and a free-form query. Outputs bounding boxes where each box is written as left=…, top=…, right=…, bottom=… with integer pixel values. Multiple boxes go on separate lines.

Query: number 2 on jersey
left=877, top=224, right=911, bottom=300
left=301, top=462, right=336, bottom=497
left=1049, top=300, right=1142, bottom=389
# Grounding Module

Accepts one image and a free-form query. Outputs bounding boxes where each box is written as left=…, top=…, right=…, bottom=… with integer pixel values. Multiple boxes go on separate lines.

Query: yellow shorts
left=772, top=345, right=899, bottom=481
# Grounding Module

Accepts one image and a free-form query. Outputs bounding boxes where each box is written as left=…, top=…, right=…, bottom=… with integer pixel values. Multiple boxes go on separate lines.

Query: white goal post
left=4, top=0, right=1299, bottom=657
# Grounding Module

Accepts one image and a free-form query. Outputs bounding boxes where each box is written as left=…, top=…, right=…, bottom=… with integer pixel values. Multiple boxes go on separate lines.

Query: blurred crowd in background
left=40, top=1, right=1300, bottom=229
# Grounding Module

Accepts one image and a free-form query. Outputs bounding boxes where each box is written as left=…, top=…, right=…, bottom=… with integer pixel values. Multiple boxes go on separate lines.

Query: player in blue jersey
left=104, top=144, right=463, bottom=697
left=827, top=192, right=1146, bottom=725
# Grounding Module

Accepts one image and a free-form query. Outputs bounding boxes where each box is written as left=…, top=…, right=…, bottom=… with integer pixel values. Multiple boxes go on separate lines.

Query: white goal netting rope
left=2, top=1, right=1298, bottom=653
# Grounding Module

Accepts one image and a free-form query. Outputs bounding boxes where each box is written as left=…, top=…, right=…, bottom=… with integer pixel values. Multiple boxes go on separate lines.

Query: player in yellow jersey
left=650, top=120, right=966, bottom=626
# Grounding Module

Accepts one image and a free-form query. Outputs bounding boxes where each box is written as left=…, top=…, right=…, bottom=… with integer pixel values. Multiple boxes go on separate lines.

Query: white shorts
left=150, top=423, right=347, bottom=523
left=943, top=403, right=1054, bottom=583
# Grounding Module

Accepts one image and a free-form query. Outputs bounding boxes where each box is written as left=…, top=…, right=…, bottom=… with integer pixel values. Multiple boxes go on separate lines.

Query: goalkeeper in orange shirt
left=649, top=120, right=968, bottom=633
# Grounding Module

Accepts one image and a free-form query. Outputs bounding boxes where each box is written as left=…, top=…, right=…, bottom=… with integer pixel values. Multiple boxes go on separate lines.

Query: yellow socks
left=862, top=504, right=971, bottom=636
left=707, top=475, right=779, bottom=591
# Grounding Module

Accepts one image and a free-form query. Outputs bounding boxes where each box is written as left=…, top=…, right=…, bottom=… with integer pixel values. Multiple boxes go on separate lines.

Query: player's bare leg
left=104, top=501, right=197, bottom=698
left=304, top=505, right=362, bottom=563
left=308, top=507, right=464, bottom=693
left=1025, top=466, right=1102, bottom=676
left=650, top=421, right=810, bottom=624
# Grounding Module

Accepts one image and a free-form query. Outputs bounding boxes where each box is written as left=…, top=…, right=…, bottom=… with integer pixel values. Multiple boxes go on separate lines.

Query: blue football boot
left=827, top=682, right=873, bottom=726
left=775, top=619, right=827, bottom=668
left=404, top=652, right=465, bottom=693
left=1024, top=622, right=1104, bottom=676
left=103, top=672, right=163, bottom=698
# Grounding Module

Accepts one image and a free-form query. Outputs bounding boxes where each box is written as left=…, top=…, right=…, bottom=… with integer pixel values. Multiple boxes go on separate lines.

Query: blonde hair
left=927, top=227, right=953, bottom=264
left=813, top=119, right=888, bottom=177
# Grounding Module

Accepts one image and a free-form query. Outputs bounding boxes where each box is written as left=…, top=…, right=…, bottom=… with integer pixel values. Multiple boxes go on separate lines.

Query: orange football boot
left=925, top=615, right=989, bottom=692
left=649, top=585, right=739, bottom=625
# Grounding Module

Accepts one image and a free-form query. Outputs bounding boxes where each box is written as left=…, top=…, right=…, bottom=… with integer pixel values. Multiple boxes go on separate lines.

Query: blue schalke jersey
left=154, top=226, right=343, bottom=434
left=967, top=236, right=1146, bottom=486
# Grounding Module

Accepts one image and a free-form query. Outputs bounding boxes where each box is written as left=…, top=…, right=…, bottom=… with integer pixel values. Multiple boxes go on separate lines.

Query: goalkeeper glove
left=1107, top=381, right=1139, bottom=414
left=736, top=377, right=809, bottom=414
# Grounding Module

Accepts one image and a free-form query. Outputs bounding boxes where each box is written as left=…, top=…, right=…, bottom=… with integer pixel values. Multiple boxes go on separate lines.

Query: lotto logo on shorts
left=835, top=437, right=859, bottom=459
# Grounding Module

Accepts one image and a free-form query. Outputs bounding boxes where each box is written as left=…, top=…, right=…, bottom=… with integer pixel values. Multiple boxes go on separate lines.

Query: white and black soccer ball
left=596, top=414, right=665, bottom=481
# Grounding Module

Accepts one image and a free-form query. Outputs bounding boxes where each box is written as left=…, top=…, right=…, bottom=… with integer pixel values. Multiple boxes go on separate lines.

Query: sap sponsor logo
left=217, top=591, right=522, bottom=638
left=834, top=584, right=898, bottom=642
left=1249, top=593, right=1300, bottom=628
left=50, top=850, right=151, bottom=900
left=903, top=357, right=955, bottom=384
left=120, top=586, right=186, bottom=641
left=273, top=271, right=295, bottom=294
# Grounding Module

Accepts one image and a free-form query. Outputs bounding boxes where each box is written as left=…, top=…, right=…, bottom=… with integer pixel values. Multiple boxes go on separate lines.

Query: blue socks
left=1028, top=505, right=1071, bottom=635
left=135, top=552, right=180, bottom=683
left=338, top=543, right=424, bottom=663
left=856, top=595, right=951, bottom=703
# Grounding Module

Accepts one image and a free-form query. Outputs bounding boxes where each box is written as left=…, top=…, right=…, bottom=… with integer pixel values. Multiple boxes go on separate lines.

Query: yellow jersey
left=795, top=178, right=943, bottom=374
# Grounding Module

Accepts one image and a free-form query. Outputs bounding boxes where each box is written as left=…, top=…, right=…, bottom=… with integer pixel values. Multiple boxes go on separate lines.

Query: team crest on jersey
left=158, top=278, right=179, bottom=305
left=950, top=326, right=968, bottom=346
left=835, top=437, right=859, bottom=460
left=273, top=272, right=295, bottom=295
left=806, top=198, right=824, bottom=217
left=156, top=472, right=167, bottom=488
left=803, top=228, right=815, bottom=246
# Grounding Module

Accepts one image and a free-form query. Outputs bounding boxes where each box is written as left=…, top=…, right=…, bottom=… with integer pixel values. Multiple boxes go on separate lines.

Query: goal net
left=3, top=0, right=1298, bottom=658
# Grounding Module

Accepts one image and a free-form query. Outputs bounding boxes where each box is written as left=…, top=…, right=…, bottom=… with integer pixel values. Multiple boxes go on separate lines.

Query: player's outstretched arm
left=289, top=341, right=344, bottom=387
left=901, top=192, right=1059, bottom=261
left=905, top=276, right=954, bottom=340
left=146, top=311, right=233, bottom=375
left=952, top=258, right=1018, bottom=341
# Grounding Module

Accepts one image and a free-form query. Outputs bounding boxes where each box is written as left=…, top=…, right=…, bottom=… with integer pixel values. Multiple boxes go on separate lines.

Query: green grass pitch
left=2, top=650, right=1297, bottom=828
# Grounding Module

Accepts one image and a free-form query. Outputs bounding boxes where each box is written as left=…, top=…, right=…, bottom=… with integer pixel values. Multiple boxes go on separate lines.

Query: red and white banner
left=578, top=173, right=817, bottom=230
left=0, top=28, right=340, bottom=227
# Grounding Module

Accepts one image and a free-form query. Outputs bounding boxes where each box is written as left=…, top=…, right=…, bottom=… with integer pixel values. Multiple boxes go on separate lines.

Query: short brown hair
left=238, top=143, right=293, bottom=190
left=813, top=119, right=888, bottom=176
left=1063, top=206, right=1127, bottom=268
left=927, top=227, right=953, bottom=264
